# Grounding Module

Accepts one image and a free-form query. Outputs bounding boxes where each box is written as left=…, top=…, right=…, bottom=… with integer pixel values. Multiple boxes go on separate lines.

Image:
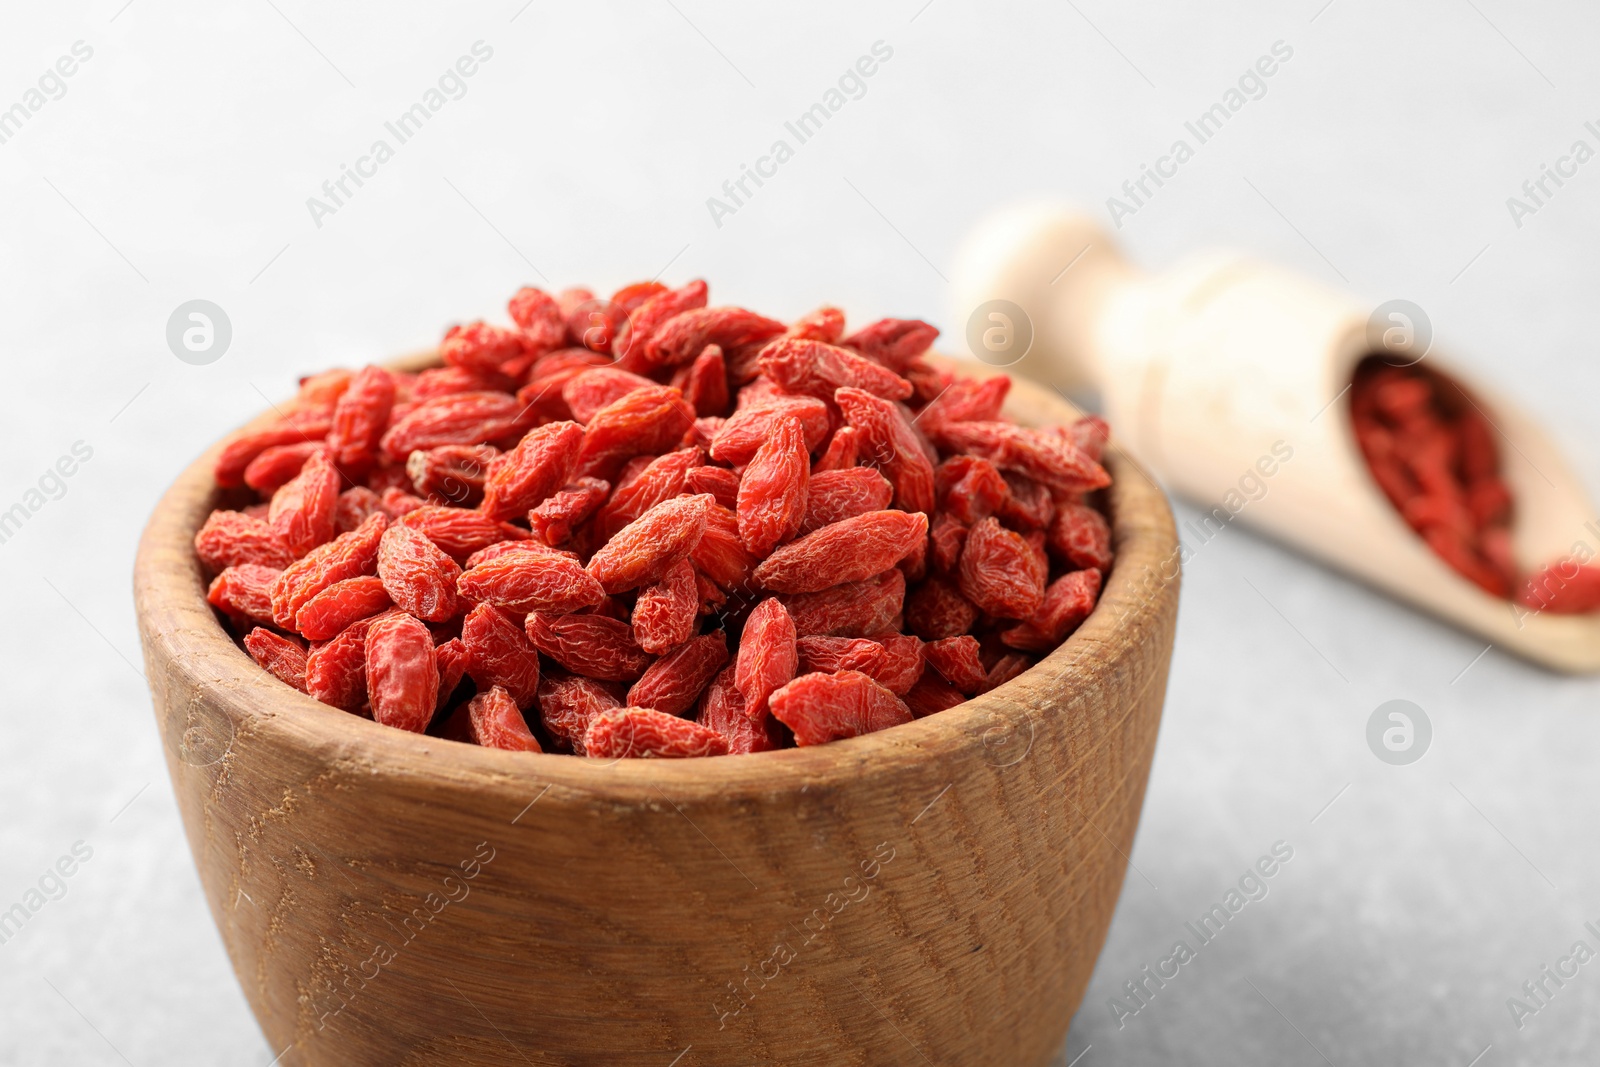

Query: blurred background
left=3, top=1, right=1599, bottom=1063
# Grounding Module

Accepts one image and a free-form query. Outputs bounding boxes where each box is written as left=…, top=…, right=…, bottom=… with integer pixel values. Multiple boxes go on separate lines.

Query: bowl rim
left=134, top=353, right=1180, bottom=804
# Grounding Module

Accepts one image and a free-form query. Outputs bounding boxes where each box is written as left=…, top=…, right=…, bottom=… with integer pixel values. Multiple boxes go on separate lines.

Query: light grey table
left=1, top=1, right=1596, bottom=1064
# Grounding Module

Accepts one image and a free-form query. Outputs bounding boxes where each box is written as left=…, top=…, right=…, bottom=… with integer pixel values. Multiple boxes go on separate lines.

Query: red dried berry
left=412, top=365, right=514, bottom=402
left=929, top=512, right=969, bottom=573
left=244, top=628, right=309, bottom=692
left=696, top=665, right=780, bottom=754
left=813, top=425, right=862, bottom=472
left=645, top=306, right=786, bottom=368
left=683, top=343, right=731, bottom=416
left=1520, top=562, right=1600, bottom=614
left=919, top=375, right=1010, bottom=428
left=610, top=280, right=669, bottom=315
left=195, top=510, right=296, bottom=574
left=905, top=574, right=978, bottom=641
left=334, top=486, right=385, bottom=533
left=628, top=632, right=729, bottom=716
left=755, top=510, right=928, bottom=594
left=594, top=448, right=702, bottom=541
left=526, top=612, right=653, bottom=681
left=457, top=550, right=605, bottom=613
left=461, top=603, right=542, bottom=708
left=1002, top=568, right=1103, bottom=651
left=905, top=673, right=965, bottom=718
left=800, top=467, right=894, bottom=536
left=365, top=612, right=439, bottom=732
left=840, top=317, right=938, bottom=372
left=268, top=449, right=341, bottom=557
left=583, top=707, right=730, bottom=759
left=998, top=473, right=1055, bottom=531
left=270, top=513, right=387, bottom=628
left=1049, top=503, right=1113, bottom=572
left=563, top=367, right=658, bottom=424
left=633, top=559, right=700, bottom=654
left=737, top=416, right=809, bottom=556
left=782, top=568, right=906, bottom=638
left=575, top=386, right=696, bottom=479
left=768, top=670, right=912, bottom=746
left=394, top=505, right=525, bottom=562
left=206, top=564, right=281, bottom=629
left=691, top=503, right=761, bottom=590
left=326, top=365, right=396, bottom=471
left=527, top=477, right=610, bottom=547
left=508, top=286, right=568, bottom=352
left=614, top=279, right=709, bottom=366
left=243, top=441, right=322, bottom=494
left=932, top=420, right=1109, bottom=493
left=305, top=615, right=387, bottom=712
left=873, top=634, right=925, bottom=696
left=479, top=420, right=584, bottom=521
left=685, top=465, right=741, bottom=511
left=435, top=636, right=469, bottom=712
left=294, top=575, right=392, bottom=641
left=441, top=322, right=526, bottom=374
left=785, top=306, right=847, bottom=345
left=466, top=685, right=543, bottom=752
left=380, top=392, right=536, bottom=462
left=381, top=486, right=427, bottom=517
left=376, top=524, right=461, bottom=622
left=796, top=636, right=888, bottom=677
left=212, top=409, right=331, bottom=489
left=958, top=517, right=1045, bottom=620
left=835, top=387, right=936, bottom=514
left=924, top=635, right=987, bottom=695
left=980, top=652, right=1032, bottom=693
left=406, top=444, right=498, bottom=507
left=709, top=395, right=831, bottom=466
left=538, top=671, right=623, bottom=755
left=758, top=338, right=912, bottom=402
left=734, top=598, right=797, bottom=721
left=587, top=494, right=713, bottom=593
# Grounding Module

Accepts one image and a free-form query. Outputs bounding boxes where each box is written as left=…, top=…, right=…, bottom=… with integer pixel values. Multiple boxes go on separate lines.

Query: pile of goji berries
left=1351, top=356, right=1600, bottom=614
left=195, top=280, right=1116, bottom=758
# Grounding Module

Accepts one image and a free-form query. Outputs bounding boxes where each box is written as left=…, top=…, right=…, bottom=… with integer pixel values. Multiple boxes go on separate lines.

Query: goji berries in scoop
left=196, top=277, right=1117, bottom=754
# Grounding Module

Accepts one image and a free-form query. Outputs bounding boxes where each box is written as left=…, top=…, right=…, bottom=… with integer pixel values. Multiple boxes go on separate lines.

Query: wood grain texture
left=133, top=356, right=1180, bottom=1067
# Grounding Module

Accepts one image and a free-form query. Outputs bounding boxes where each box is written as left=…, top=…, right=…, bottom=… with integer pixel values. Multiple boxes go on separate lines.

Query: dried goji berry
left=919, top=375, right=1010, bottom=428
left=243, top=441, right=322, bottom=494
left=206, top=564, right=281, bottom=629
left=364, top=612, right=439, bottom=732
left=768, top=670, right=912, bottom=746
left=538, top=670, right=623, bottom=754
left=457, top=549, right=605, bottom=613
left=1520, top=561, right=1600, bottom=614
left=812, top=425, right=862, bottom=472
left=508, top=286, right=568, bottom=352
left=709, top=395, right=831, bottom=466
left=628, top=631, right=729, bottom=716
left=527, top=477, right=610, bottom=546
left=294, top=575, right=392, bottom=641
left=924, top=635, right=987, bottom=695
left=464, top=685, right=542, bottom=751
left=412, top=364, right=514, bottom=402
left=683, top=343, right=730, bottom=417
left=800, top=467, right=893, bottom=535
left=380, top=486, right=428, bottom=517
left=478, top=420, right=584, bottom=521
left=958, top=517, right=1045, bottom=619
left=1002, top=568, right=1102, bottom=651
left=376, top=524, right=462, bottom=622
left=270, top=512, right=387, bottom=628
left=696, top=665, right=781, bottom=754
left=754, top=510, right=928, bottom=593
left=610, top=280, right=669, bottom=315
left=645, top=306, right=786, bottom=368
left=980, top=652, right=1033, bottom=693
left=1049, top=502, right=1113, bottom=572
left=691, top=503, right=761, bottom=590
left=334, top=486, right=385, bottom=533
left=268, top=449, right=341, bottom=557
left=905, top=574, right=977, bottom=641
left=929, top=512, right=969, bottom=573
left=462, top=603, right=542, bottom=708
left=435, top=636, right=469, bottom=712
left=563, top=366, right=658, bottom=424
left=758, top=338, right=912, bottom=402
left=613, top=279, right=708, bottom=367
left=244, top=628, right=309, bottom=692
left=932, top=420, right=1109, bottom=493
left=835, top=387, right=936, bottom=514
left=873, top=634, right=924, bottom=696
left=594, top=448, right=702, bottom=541
left=213, top=409, right=331, bottom=489
left=841, top=317, right=937, bottom=372
left=526, top=612, right=653, bottom=681
left=781, top=568, right=906, bottom=638
left=326, top=365, right=397, bottom=472
left=904, top=673, right=965, bottom=718
left=380, top=391, right=536, bottom=462
left=583, top=707, right=730, bottom=759
left=785, top=306, right=847, bottom=345
left=195, top=510, right=297, bottom=574
left=685, top=465, right=740, bottom=511
left=565, top=298, right=628, bottom=355
left=441, top=322, right=526, bottom=374
left=575, top=386, right=696, bottom=479
left=633, top=559, right=699, bottom=654
left=305, top=615, right=386, bottom=712
left=587, top=494, right=713, bottom=593
left=406, top=444, right=498, bottom=507
left=737, top=416, right=809, bottom=556
left=734, top=598, right=797, bottom=722
left=796, top=635, right=887, bottom=677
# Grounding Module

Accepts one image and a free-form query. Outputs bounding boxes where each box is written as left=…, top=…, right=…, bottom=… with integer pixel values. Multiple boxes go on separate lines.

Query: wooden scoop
left=951, top=204, right=1600, bottom=672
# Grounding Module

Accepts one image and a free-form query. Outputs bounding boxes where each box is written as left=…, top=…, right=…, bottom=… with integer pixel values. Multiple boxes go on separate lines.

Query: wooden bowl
left=134, top=359, right=1180, bottom=1067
